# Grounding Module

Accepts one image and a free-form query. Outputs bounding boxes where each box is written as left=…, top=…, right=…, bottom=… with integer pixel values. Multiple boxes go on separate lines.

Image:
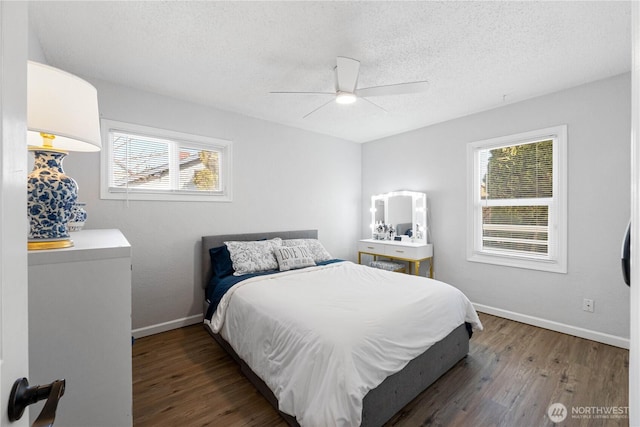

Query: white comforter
left=206, top=261, right=482, bottom=427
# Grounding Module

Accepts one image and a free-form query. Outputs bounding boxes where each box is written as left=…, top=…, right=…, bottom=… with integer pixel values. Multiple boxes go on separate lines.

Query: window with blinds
left=100, top=119, right=232, bottom=202
left=467, top=125, right=567, bottom=273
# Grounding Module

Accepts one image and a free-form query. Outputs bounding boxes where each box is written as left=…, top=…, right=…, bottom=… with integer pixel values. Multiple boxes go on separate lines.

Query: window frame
left=100, top=119, right=232, bottom=202
left=466, top=125, right=567, bottom=273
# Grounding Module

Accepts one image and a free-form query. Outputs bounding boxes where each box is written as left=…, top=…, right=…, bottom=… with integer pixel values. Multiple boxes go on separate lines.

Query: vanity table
left=358, top=239, right=433, bottom=277
left=361, top=190, right=434, bottom=277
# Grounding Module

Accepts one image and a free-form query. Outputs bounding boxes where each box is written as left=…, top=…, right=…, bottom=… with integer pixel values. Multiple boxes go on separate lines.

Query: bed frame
left=201, top=230, right=470, bottom=427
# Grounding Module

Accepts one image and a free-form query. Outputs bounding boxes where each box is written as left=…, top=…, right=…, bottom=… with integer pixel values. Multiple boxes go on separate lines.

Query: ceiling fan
left=270, top=56, right=429, bottom=118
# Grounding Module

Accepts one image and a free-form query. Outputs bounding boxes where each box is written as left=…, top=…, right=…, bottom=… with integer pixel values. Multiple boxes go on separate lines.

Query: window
left=467, top=125, right=567, bottom=273
left=100, top=120, right=232, bottom=202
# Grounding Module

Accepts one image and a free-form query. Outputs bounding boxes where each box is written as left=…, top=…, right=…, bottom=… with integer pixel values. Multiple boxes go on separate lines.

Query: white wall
left=362, top=74, right=631, bottom=345
left=29, top=22, right=630, bottom=343
left=62, top=79, right=361, bottom=332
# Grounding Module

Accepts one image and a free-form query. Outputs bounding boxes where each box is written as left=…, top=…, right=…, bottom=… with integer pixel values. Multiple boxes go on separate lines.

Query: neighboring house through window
left=467, top=125, right=567, bottom=273
left=101, top=119, right=232, bottom=202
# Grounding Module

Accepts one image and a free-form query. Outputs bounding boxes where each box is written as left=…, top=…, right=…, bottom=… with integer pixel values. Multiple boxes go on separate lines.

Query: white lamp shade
left=27, top=61, right=101, bottom=152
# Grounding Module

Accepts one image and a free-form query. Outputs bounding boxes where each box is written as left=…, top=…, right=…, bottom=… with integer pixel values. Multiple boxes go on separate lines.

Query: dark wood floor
left=132, top=313, right=629, bottom=426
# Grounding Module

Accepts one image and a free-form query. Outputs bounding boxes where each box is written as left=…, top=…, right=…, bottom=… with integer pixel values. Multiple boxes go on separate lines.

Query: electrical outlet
left=582, top=298, right=594, bottom=313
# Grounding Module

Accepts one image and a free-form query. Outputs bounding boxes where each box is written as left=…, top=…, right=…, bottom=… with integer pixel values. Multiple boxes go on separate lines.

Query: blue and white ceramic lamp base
left=68, top=202, right=87, bottom=232
left=27, top=147, right=77, bottom=250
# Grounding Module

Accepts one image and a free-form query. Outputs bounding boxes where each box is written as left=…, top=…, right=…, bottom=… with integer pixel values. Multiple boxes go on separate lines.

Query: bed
left=201, top=230, right=482, bottom=427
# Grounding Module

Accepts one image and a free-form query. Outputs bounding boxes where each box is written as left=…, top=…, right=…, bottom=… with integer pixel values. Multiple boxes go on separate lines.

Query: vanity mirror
left=370, top=190, right=427, bottom=243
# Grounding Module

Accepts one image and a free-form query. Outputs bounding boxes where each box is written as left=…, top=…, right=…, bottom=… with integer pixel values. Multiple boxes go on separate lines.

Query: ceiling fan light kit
left=271, top=56, right=429, bottom=118
left=336, top=91, right=357, bottom=104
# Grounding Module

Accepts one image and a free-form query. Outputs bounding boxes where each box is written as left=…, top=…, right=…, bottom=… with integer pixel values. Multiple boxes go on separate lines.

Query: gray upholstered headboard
left=201, top=229, right=318, bottom=289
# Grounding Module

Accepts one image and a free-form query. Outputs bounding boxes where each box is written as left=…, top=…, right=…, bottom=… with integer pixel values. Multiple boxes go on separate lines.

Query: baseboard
left=473, top=303, right=630, bottom=349
left=132, top=314, right=203, bottom=338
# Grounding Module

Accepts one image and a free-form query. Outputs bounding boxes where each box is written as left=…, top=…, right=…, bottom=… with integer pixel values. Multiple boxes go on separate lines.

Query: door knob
left=8, top=377, right=65, bottom=427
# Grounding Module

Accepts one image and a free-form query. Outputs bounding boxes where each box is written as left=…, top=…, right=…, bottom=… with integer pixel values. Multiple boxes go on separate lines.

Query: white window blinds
left=467, top=125, right=567, bottom=273
left=101, top=120, right=232, bottom=202
left=479, top=139, right=552, bottom=256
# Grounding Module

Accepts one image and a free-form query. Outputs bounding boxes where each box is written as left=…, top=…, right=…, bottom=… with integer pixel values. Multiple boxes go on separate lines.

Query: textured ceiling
left=29, top=1, right=631, bottom=143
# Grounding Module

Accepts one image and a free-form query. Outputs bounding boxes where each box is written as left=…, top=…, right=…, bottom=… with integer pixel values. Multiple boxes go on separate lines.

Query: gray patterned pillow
left=225, top=238, right=283, bottom=276
left=282, top=239, right=332, bottom=262
left=274, top=245, right=316, bottom=271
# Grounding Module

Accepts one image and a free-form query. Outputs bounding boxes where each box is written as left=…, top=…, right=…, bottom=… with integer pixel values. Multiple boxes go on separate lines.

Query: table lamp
left=27, top=61, right=101, bottom=250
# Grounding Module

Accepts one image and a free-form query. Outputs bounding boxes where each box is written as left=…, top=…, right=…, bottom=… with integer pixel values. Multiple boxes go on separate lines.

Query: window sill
left=467, top=252, right=567, bottom=274
left=100, top=189, right=232, bottom=203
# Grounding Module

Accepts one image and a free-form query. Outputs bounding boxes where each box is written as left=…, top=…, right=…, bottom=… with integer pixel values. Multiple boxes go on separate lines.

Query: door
left=0, top=2, right=30, bottom=426
left=631, top=3, right=640, bottom=425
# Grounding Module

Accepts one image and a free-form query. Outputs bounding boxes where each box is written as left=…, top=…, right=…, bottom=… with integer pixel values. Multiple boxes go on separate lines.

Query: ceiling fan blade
left=360, top=96, right=388, bottom=113
left=270, top=91, right=335, bottom=95
left=356, top=81, right=429, bottom=97
left=302, top=98, right=335, bottom=119
left=336, top=57, right=360, bottom=93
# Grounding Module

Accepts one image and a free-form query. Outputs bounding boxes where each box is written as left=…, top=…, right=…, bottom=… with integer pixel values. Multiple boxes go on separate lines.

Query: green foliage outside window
left=481, top=140, right=553, bottom=254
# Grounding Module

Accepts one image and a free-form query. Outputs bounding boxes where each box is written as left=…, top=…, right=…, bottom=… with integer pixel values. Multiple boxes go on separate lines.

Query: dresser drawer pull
left=394, top=250, right=405, bottom=253
left=367, top=246, right=376, bottom=250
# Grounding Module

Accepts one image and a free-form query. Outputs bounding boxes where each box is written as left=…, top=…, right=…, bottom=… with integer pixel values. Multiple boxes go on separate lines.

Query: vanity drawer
left=358, top=241, right=387, bottom=254
left=385, top=245, right=419, bottom=259
left=384, top=243, right=433, bottom=259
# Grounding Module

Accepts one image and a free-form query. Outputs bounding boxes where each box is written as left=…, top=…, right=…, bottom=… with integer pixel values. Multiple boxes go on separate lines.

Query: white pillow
left=274, top=245, right=316, bottom=271
left=225, top=238, right=282, bottom=276
left=282, top=239, right=332, bottom=262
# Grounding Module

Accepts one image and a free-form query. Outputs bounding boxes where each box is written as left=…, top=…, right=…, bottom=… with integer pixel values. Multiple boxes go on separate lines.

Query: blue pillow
left=209, top=245, right=234, bottom=279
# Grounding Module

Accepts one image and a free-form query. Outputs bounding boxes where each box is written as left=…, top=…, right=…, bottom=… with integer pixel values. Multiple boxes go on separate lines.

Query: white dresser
left=28, top=229, right=132, bottom=427
left=358, top=239, right=434, bottom=278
